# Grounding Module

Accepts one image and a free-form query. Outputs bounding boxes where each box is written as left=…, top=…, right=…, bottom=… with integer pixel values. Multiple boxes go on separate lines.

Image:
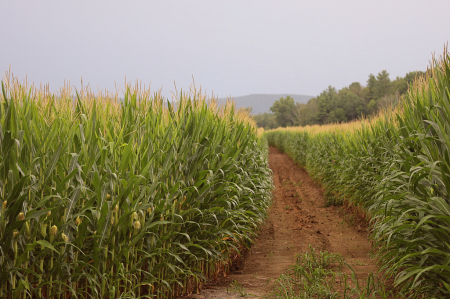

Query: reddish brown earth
left=184, top=147, right=377, bottom=298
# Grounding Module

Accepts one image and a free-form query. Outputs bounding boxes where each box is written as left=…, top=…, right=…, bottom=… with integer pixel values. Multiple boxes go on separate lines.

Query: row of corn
left=265, top=50, right=450, bottom=298
left=0, top=77, right=273, bottom=299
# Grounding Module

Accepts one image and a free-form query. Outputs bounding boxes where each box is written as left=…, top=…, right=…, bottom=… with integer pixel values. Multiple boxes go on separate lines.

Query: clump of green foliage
left=0, top=78, right=273, bottom=299
left=265, top=50, right=450, bottom=297
left=266, top=246, right=397, bottom=299
left=254, top=70, right=424, bottom=129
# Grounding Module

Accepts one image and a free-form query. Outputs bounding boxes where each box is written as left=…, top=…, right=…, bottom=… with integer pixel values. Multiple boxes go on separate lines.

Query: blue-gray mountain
left=217, top=94, right=314, bottom=115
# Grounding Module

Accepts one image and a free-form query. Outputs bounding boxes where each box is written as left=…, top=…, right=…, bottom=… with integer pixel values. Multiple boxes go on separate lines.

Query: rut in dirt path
left=185, top=147, right=376, bottom=299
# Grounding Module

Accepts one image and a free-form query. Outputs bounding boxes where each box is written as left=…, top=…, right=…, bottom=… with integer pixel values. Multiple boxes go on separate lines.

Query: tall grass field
left=0, top=77, right=273, bottom=298
left=266, top=51, right=450, bottom=297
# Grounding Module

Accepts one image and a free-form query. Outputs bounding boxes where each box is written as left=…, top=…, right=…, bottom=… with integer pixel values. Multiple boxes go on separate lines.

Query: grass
left=0, top=74, right=273, bottom=298
left=266, top=246, right=400, bottom=299
left=227, top=280, right=252, bottom=297
left=265, top=49, right=450, bottom=297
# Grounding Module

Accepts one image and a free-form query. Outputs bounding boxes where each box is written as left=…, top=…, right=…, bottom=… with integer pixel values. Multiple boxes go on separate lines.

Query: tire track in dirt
left=184, top=147, right=376, bottom=298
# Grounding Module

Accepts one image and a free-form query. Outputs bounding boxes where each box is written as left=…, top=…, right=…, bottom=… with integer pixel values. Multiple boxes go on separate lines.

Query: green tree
left=328, top=108, right=346, bottom=123
left=367, top=99, right=377, bottom=114
left=270, top=95, right=296, bottom=127
left=374, top=70, right=391, bottom=99
left=256, top=68, right=424, bottom=128
left=253, top=112, right=279, bottom=129
left=367, top=74, right=377, bottom=100
left=349, top=82, right=370, bottom=102
left=349, top=82, right=362, bottom=90
left=404, top=71, right=425, bottom=84
left=392, top=76, right=408, bottom=95
left=316, top=86, right=338, bottom=124
left=296, top=99, right=319, bottom=126
left=337, top=89, right=367, bottom=120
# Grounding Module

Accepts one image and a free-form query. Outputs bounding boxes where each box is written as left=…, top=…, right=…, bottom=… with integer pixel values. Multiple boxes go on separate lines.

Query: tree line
left=253, top=70, right=424, bottom=129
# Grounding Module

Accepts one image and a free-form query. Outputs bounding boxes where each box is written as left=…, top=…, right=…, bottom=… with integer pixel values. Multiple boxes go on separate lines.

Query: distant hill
left=217, top=94, right=314, bottom=115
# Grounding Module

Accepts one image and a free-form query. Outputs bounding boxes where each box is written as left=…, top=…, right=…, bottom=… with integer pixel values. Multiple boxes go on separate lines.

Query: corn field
left=0, top=76, right=273, bottom=299
left=266, top=50, right=450, bottom=298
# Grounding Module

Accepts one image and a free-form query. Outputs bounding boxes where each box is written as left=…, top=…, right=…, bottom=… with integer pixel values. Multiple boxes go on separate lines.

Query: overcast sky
left=1, top=1, right=449, bottom=99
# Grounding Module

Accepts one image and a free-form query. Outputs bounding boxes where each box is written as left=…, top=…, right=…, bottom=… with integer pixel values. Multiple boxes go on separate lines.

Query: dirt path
left=185, top=147, right=376, bottom=298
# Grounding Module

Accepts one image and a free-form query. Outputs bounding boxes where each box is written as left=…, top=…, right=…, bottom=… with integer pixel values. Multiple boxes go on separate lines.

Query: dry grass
left=264, top=106, right=398, bottom=136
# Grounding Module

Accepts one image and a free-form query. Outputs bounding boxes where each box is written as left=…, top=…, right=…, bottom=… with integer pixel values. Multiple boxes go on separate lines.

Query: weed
left=227, top=280, right=250, bottom=297
left=354, top=259, right=365, bottom=266
left=343, top=214, right=356, bottom=226
left=265, top=246, right=396, bottom=299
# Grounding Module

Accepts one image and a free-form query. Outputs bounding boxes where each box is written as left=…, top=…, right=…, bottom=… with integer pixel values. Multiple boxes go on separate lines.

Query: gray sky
left=1, top=1, right=449, bottom=99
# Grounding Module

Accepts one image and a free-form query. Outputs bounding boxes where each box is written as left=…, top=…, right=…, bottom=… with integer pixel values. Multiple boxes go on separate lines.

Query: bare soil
left=184, top=147, right=377, bottom=298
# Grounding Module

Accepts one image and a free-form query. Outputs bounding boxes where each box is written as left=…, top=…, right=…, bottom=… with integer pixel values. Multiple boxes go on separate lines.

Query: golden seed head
left=75, top=216, right=82, bottom=226
left=114, top=205, right=119, bottom=213
left=147, top=207, right=152, bottom=214
left=50, top=225, right=58, bottom=236
left=12, top=231, right=19, bottom=239
left=61, top=233, right=69, bottom=243
left=133, top=220, right=141, bottom=230
left=18, top=212, right=25, bottom=221
left=133, top=212, right=138, bottom=220
left=110, top=215, right=115, bottom=225
left=106, top=193, right=111, bottom=199
left=46, top=211, right=51, bottom=218
left=2, top=201, right=6, bottom=210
